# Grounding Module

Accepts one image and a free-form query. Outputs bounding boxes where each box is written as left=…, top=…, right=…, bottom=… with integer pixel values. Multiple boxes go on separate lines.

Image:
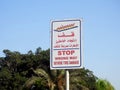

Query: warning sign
left=50, top=19, right=82, bottom=69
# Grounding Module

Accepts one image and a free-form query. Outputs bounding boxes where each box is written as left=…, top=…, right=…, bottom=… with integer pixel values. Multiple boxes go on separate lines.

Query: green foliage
left=34, top=77, right=48, bottom=90
left=96, top=79, right=115, bottom=90
left=69, top=68, right=97, bottom=90
left=0, top=47, right=115, bottom=90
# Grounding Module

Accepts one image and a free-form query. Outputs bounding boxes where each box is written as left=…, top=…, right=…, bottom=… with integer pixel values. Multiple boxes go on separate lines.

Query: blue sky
left=0, top=0, right=120, bottom=89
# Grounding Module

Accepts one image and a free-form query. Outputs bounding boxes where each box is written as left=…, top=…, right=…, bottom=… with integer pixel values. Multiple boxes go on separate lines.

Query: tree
left=27, top=50, right=33, bottom=55
left=96, top=79, right=115, bottom=90
left=0, top=48, right=115, bottom=90
left=35, top=47, right=42, bottom=55
left=69, top=68, right=97, bottom=90
left=3, top=49, right=12, bottom=57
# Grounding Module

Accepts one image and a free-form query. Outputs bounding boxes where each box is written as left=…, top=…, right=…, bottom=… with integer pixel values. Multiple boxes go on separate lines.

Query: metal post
left=66, top=70, right=69, bottom=90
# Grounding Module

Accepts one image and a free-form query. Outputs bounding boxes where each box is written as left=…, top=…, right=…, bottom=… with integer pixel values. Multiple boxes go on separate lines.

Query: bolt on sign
left=50, top=19, right=83, bottom=69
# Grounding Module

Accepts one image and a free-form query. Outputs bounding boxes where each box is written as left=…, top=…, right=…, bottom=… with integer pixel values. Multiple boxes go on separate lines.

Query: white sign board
left=50, top=19, right=82, bottom=69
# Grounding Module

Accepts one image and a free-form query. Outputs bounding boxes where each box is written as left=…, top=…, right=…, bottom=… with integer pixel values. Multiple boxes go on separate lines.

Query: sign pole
left=66, top=70, right=69, bottom=90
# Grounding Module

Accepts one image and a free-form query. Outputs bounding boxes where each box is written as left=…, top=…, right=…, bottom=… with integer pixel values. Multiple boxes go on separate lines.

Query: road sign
left=50, top=19, right=82, bottom=69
